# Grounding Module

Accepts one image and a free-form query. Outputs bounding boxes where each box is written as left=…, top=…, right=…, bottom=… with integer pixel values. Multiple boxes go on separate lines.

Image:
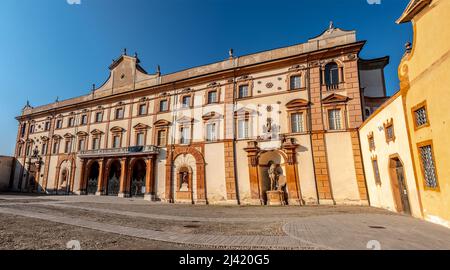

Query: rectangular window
left=26, top=144, right=31, bottom=156
left=372, top=159, right=381, bottom=186
left=237, top=119, right=249, bottom=139
left=138, top=104, right=147, bottom=115
left=180, top=127, right=190, bottom=144
left=328, top=109, right=342, bottom=130
left=182, top=96, right=191, bottom=108
left=20, top=124, right=26, bottom=137
left=136, top=133, right=144, bottom=146
left=290, top=75, right=301, bottom=90
left=385, top=125, right=395, bottom=142
left=238, top=85, right=249, bottom=98
left=78, top=139, right=85, bottom=152
left=81, top=115, right=88, bottom=125
left=56, top=120, right=63, bottom=129
left=207, top=91, right=217, bottom=104
left=29, top=125, right=35, bottom=134
left=68, top=117, right=75, bottom=127
left=92, top=138, right=100, bottom=150
left=369, top=135, right=375, bottom=151
left=41, top=143, right=47, bottom=155
left=291, top=113, right=304, bottom=133
left=113, top=135, right=121, bottom=148
left=44, top=122, right=50, bottom=131
left=157, top=130, right=167, bottom=147
left=159, top=100, right=168, bottom=112
left=95, top=112, right=103, bottom=123
left=206, top=123, right=216, bottom=142
left=52, top=142, right=59, bottom=154
left=64, top=140, right=72, bottom=154
left=419, top=144, right=438, bottom=189
left=414, top=107, right=428, bottom=128
left=115, top=108, right=124, bottom=119
left=18, top=145, right=23, bottom=156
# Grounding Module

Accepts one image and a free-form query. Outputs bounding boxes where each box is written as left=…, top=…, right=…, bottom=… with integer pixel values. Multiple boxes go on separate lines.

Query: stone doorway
left=389, top=156, right=411, bottom=215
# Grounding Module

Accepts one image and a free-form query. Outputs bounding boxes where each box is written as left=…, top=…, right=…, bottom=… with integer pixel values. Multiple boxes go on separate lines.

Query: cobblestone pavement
left=1, top=194, right=450, bottom=250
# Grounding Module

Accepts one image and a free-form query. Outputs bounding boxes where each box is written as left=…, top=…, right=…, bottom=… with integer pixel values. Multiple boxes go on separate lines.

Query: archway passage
left=86, top=161, right=99, bottom=195
left=389, top=157, right=411, bottom=215
left=130, top=159, right=146, bottom=197
left=107, top=160, right=121, bottom=196
left=59, top=168, right=69, bottom=194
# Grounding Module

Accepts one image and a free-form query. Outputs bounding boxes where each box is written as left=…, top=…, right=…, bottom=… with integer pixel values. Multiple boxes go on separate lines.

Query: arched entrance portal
left=107, top=160, right=121, bottom=196
left=258, top=151, right=287, bottom=204
left=389, top=156, right=411, bottom=215
left=130, top=159, right=146, bottom=197
left=86, top=161, right=99, bottom=195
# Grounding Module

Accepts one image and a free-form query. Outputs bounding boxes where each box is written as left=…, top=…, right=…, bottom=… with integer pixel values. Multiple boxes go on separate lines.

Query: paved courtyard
left=0, top=193, right=449, bottom=250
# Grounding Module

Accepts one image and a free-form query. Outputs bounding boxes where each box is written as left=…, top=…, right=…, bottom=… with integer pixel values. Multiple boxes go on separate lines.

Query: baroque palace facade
left=11, top=24, right=389, bottom=206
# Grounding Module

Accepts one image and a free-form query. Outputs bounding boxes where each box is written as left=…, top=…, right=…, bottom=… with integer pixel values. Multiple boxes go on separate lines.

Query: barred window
left=414, top=107, right=428, bottom=127
left=291, top=113, right=304, bottom=133
left=419, top=144, right=438, bottom=189
left=386, top=125, right=394, bottom=141
left=328, top=109, right=342, bottom=130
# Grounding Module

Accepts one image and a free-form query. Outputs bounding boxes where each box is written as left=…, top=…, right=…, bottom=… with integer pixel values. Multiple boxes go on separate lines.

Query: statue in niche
left=267, top=162, right=279, bottom=191
left=180, top=171, right=189, bottom=192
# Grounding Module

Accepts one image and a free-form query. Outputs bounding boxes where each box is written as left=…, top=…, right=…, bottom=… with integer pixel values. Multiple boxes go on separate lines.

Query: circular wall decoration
left=266, top=82, right=274, bottom=88
left=266, top=105, right=273, bottom=112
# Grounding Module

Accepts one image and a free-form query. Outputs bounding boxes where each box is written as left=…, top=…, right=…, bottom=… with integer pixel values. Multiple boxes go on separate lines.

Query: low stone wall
left=0, top=156, right=14, bottom=191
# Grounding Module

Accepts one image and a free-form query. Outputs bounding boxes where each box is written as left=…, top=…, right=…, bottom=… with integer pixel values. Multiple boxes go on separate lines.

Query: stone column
left=244, top=141, right=262, bottom=205
left=78, top=159, right=87, bottom=195
left=282, top=139, right=303, bottom=205
left=96, top=159, right=105, bottom=196
left=144, top=156, right=155, bottom=201
left=118, top=158, right=128, bottom=198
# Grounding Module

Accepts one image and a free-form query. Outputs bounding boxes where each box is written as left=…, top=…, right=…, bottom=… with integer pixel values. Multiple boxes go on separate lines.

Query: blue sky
left=0, top=0, right=411, bottom=155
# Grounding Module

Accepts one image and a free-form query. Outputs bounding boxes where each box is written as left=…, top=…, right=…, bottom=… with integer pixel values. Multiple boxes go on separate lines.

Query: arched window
left=324, top=62, right=340, bottom=88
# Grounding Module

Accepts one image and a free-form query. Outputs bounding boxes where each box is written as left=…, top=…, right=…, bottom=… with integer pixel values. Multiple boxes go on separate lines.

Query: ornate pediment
left=90, top=129, right=104, bottom=135
left=63, top=133, right=74, bottom=139
left=176, top=115, right=194, bottom=124
left=133, top=123, right=149, bottom=130
left=286, top=99, right=310, bottom=110
left=110, top=126, right=126, bottom=133
left=234, top=107, right=256, bottom=117
left=322, top=93, right=350, bottom=104
left=41, top=136, right=50, bottom=142
left=52, top=134, right=63, bottom=140
left=76, top=131, right=88, bottom=137
left=154, top=119, right=171, bottom=127
left=202, top=111, right=222, bottom=121
left=397, top=0, right=431, bottom=23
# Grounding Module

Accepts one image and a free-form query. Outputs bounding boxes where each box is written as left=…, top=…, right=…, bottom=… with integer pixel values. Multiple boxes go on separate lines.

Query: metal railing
left=79, top=145, right=160, bottom=158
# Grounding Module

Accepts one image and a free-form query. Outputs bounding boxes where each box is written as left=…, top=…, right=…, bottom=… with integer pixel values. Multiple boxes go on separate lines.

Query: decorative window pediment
left=90, top=129, right=104, bottom=136
left=52, top=134, right=63, bottom=140
left=234, top=107, right=256, bottom=119
left=322, top=93, right=350, bottom=104
left=133, top=123, right=150, bottom=130
left=176, top=116, right=194, bottom=124
left=202, top=111, right=222, bottom=121
left=41, top=136, right=50, bottom=142
left=110, top=126, right=126, bottom=133
left=286, top=99, right=310, bottom=110
left=154, top=119, right=171, bottom=127
left=64, top=133, right=74, bottom=139
left=76, top=131, right=88, bottom=137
